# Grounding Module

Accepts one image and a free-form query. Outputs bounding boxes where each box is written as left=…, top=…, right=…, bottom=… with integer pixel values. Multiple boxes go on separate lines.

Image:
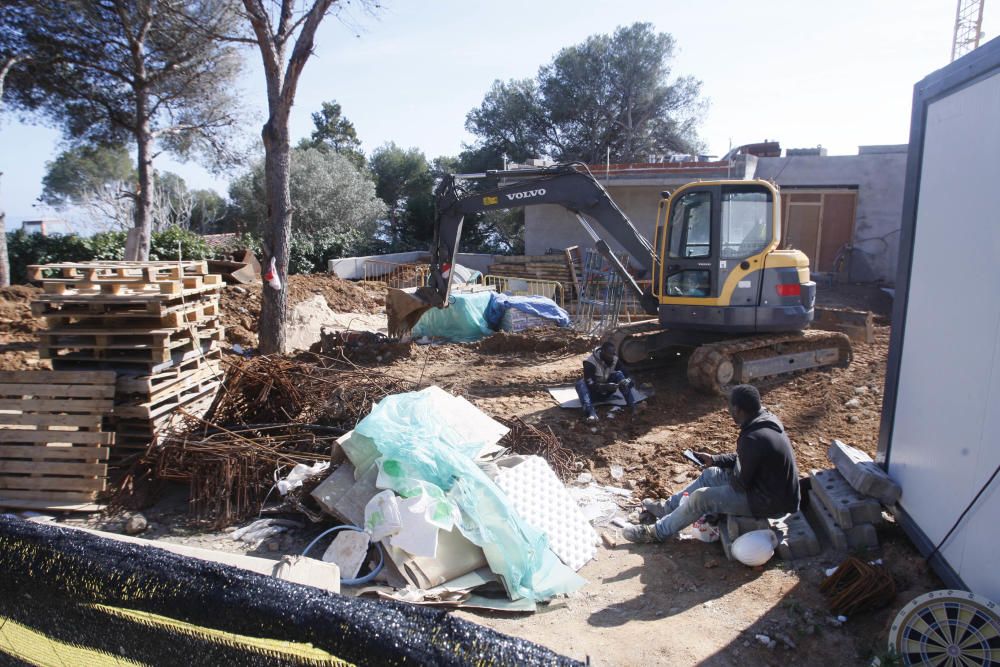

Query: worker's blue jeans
left=653, top=467, right=753, bottom=540
left=574, top=372, right=635, bottom=414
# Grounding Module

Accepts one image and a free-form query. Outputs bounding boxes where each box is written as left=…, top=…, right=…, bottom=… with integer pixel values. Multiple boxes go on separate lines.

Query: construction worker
left=575, top=341, right=638, bottom=423
left=622, top=384, right=800, bottom=543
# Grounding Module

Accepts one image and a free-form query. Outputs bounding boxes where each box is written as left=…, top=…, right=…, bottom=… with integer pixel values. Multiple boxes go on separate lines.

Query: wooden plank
left=0, top=445, right=111, bottom=460
left=0, top=490, right=100, bottom=504
left=0, top=430, right=113, bottom=445
left=0, top=370, right=116, bottom=385
left=0, top=476, right=105, bottom=492
left=0, top=383, right=117, bottom=399
left=0, top=414, right=104, bottom=428
left=115, top=351, right=222, bottom=393
left=0, top=398, right=113, bottom=412
left=0, top=460, right=107, bottom=476
left=32, top=282, right=223, bottom=305
left=0, top=497, right=103, bottom=512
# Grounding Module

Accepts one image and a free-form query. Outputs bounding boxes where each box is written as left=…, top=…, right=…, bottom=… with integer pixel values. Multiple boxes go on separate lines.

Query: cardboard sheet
left=547, top=385, right=648, bottom=409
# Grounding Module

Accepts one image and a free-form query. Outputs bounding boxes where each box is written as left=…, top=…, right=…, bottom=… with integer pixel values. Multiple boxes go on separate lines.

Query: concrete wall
left=756, top=147, right=908, bottom=283
left=523, top=148, right=907, bottom=283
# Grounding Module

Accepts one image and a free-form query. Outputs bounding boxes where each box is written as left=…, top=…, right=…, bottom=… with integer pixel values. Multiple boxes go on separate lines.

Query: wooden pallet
left=39, top=274, right=223, bottom=297
left=109, top=389, right=218, bottom=460
left=27, top=260, right=210, bottom=283
left=115, top=349, right=223, bottom=395
left=32, top=294, right=220, bottom=321
left=39, top=319, right=223, bottom=348
left=40, top=326, right=224, bottom=364
left=51, top=340, right=221, bottom=374
left=113, top=379, right=222, bottom=420
left=0, top=371, right=115, bottom=508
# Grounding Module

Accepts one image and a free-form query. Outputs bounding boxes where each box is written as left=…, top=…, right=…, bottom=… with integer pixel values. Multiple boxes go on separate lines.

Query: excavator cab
left=653, top=180, right=817, bottom=334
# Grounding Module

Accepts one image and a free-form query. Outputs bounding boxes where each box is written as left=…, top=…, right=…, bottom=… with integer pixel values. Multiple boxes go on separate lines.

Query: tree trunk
left=258, top=115, right=292, bottom=354
left=129, top=117, right=155, bottom=261
left=0, top=173, right=9, bottom=288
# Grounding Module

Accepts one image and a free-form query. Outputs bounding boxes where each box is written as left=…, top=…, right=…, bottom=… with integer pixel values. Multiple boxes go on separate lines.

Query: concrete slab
left=770, top=512, right=821, bottom=560
left=810, top=468, right=883, bottom=528
left=827, top=440, right=901, bottom=505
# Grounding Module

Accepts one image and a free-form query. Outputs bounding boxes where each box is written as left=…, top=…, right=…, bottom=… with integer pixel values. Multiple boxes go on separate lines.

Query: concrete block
left=805, top=498, right=847, bottom=551
left=725, top=514, right=770, bottom=540
left=805, top=496, right=879, bottom=551
left=810, top=468, right=883, bottom=528
left=770, top=512, right=821, bottom=560
left=827, top=440, right=901, bottom=505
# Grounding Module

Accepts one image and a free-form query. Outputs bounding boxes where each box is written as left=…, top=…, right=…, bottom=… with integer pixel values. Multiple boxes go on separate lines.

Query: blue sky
left=2, top=0, right=996, bottom=229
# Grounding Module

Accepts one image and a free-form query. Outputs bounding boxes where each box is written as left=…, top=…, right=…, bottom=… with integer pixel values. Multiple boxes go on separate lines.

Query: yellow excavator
left=386, top=162, right=851, bottom=392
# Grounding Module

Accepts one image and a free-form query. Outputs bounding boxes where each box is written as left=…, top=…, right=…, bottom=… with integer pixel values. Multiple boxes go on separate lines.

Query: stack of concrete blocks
left=718, top=511, right=820, bottom=562
left=804, top=440, right=902, bottom=553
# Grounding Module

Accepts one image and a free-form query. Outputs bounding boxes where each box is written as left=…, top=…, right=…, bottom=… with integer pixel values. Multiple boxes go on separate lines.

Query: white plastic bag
left=364, top=489, right=402, bottom=541
left=731, top=528, right=779, bottom=566
left=693, top=517, right=720, bottom=543
left=264, top=257, right=281, bottom=290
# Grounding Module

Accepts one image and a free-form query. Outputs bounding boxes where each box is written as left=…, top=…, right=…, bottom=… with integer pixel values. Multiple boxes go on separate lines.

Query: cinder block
left=810, top=468, right=883, bottom=528
left=827, top=440, right=901, bottom=505
left=726, top=514, right=771, bottom=540
left=805, top=498, right=847, bottom=551
left=770, top=512, right=821, bottom=560
left=805, top=496, right=879, bottom=551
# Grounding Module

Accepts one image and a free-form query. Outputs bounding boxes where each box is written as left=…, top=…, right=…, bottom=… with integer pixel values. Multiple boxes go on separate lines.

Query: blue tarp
left=411, top=291, right=494, bottom=342
left=484, top=293, right=571, bottom=329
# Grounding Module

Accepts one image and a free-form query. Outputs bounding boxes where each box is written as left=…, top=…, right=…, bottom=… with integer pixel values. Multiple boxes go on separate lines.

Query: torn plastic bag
left=411, top=291, right=493, bottom=342
left=356, top=387, right=584, bottom=601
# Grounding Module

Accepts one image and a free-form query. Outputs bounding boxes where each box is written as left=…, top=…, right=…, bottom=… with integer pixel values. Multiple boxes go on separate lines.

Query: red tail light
left=776, top=283, right=801, bottom=297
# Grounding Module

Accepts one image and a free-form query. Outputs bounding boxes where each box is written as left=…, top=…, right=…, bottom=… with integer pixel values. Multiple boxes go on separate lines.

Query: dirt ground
left=1, top=276, right=941, bottom=666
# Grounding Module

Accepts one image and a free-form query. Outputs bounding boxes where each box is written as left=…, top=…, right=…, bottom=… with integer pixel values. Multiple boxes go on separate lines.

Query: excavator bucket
left=385, top=286, right=439, bottom=338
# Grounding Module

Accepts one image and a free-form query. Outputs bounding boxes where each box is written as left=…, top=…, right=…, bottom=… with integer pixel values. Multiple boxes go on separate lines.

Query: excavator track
left=686, top=330, right=853, bottom=394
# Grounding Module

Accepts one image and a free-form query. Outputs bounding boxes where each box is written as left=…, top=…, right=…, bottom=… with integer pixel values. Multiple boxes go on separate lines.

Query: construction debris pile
left=305, top=385, right=594, bottom=609
left=28, top=261, right=225, bottom=467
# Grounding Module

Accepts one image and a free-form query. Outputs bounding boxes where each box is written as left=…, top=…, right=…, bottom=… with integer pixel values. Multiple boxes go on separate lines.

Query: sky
left=2, top=0, right=996, bottom=230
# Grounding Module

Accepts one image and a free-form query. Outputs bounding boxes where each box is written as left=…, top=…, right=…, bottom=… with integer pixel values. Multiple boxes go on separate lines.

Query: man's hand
left=694, top=451, right=714, bottom=466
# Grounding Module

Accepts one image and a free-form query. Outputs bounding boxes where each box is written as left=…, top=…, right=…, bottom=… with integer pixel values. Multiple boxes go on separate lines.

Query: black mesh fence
left=0, top=515, right=581, bottom=666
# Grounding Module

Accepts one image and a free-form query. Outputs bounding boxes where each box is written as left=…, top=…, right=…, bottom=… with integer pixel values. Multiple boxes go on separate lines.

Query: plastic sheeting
left=411, top=291, right=494, bottom=342
left=355, top=387, right=585, bottom=601
left=484, top=293, right=571, bottom=329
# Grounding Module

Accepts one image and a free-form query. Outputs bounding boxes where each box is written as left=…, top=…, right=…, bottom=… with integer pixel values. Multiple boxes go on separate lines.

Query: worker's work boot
left=622, top=523, right=660, bottom=544
left=641, top=497, right=671, bottom=518
left=584, top=409, right=598, bottom=423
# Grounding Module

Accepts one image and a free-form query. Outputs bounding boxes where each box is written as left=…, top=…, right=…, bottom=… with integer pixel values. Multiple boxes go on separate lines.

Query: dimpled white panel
left=496, top=456, right=597, bottom=571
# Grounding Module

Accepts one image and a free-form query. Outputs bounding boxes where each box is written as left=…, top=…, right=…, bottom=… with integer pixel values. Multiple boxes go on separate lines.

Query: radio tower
left=952, top=0, right=986, bottom=61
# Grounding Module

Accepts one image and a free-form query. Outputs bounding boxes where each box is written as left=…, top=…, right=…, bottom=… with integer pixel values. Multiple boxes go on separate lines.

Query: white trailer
left=878, top=36, right=1000, bottom=600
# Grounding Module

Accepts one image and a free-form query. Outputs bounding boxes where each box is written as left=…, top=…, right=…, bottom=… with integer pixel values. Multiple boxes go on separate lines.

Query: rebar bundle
left=819, top=556, right=896, bottom=616
left=497, top=416, right=579, bottom=481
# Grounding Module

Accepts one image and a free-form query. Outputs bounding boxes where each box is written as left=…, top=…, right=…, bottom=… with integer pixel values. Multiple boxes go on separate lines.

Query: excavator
left=386, top=162, right=851, bottom=393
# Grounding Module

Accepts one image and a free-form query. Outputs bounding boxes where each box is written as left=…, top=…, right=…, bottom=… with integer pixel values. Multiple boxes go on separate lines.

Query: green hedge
left=5, top=227, right=212, bottom=284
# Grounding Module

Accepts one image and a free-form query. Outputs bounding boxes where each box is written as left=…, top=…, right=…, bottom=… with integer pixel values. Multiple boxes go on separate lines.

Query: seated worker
left=623, top=384, right=800, bottom=543
left=575, top=341, right=638, bottom=423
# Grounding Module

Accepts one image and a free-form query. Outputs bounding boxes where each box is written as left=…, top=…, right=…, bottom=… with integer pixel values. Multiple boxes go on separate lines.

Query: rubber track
left=686, top=330, right=853, bottom=394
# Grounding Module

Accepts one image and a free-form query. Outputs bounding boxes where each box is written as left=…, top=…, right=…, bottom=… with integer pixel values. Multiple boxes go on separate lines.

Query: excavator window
left=668, top=191, right=712, bottom=259
left=720, top=188, right=772, bottom=259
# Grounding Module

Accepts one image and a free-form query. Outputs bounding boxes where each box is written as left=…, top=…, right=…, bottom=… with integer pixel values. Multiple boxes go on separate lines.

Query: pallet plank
left=0, top=430, right=113, bottom=444
left=0, top=445, right=110, bottom=460
left=0, top=476, right=105, bottom=492
left=0, top=399, right=113, bottom=412
left=0, top=383, right=117, bottom=399
left=0, top=461, right=107, bottom=476
left=0, top=371, right=117, bottom=385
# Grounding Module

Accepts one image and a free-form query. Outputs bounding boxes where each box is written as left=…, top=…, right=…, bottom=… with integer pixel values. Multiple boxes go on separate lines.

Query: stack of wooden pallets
left=28, top=261, right=226, bottom=463
left=488, top=255, right=576, bottom=300
left=0, top=370, right=116, bottom=510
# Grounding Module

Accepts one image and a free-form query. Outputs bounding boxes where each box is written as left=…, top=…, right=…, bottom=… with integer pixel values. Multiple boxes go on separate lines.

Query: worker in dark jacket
left=623, top=384, right=800, bottom=543
left=575, top=341, right=638, bottom=422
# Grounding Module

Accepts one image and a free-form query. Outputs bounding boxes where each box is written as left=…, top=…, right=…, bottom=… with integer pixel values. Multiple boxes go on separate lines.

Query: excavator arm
left=425, top=162, right=659, bottom=312
left=385, top=162, right=660, bottom=337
